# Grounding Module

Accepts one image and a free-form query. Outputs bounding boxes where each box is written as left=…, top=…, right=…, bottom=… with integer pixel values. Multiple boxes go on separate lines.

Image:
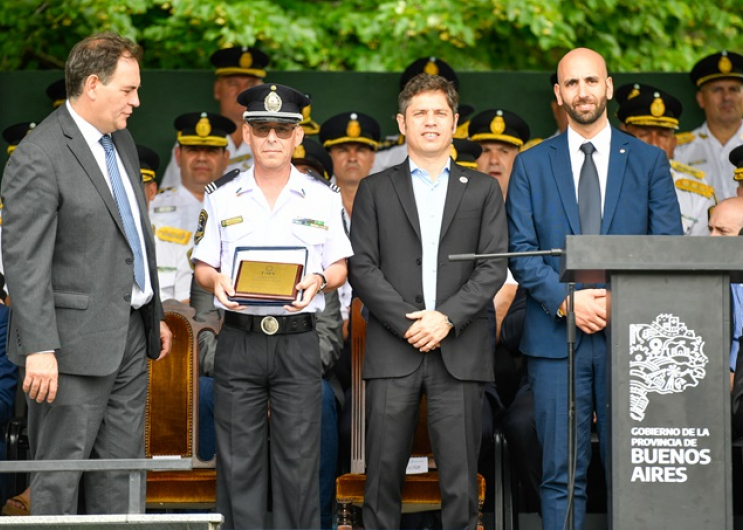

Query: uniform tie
left=100, top=134, right=146, bottom=290
left=578, top=142, right=601, bottom=235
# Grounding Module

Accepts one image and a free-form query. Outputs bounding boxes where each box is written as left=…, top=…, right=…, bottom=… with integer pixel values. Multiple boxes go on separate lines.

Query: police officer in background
left=161, top=46, right=270, bottom=188
left=150, top=112, right=234, bottom=302
left=468, top=108, right=530, bottom=202
left=193, top=84, right=352, bottom=530
left=675, top=50, right=743, bottom=200
left=137, top=144, right=160, bottom=205
left=616, top=83, right=717, bottom=235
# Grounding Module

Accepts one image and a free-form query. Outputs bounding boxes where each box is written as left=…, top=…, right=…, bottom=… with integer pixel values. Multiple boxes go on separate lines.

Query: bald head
left=709, top=197, right=743, bottom=236
left=556, top=48, right=608, bottom=84
left=554, top=48, right=613, bottom=136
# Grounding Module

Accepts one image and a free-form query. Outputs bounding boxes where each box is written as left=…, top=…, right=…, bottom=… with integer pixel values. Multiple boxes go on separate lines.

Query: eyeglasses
left=249, top=123, right=298, bottom=139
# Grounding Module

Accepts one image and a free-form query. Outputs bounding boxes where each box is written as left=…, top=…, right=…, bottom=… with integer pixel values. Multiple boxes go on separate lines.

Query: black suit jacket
left=348, top=159, right=508, bottom=382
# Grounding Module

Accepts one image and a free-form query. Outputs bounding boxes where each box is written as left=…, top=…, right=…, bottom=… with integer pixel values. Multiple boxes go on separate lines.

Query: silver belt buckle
left=260, top=316, right=280, bottom=335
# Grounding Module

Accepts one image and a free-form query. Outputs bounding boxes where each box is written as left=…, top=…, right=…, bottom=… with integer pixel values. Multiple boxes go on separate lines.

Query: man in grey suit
left=0, top=32, right=172, bottom=515
left=349, top=73, right=508, bottom=529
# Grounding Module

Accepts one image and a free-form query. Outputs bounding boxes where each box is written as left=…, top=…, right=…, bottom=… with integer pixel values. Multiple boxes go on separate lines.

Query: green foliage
left=1, top=0, right=743, bottom=72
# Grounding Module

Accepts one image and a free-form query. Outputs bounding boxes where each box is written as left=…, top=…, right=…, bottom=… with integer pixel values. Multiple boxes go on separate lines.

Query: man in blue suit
left=506, top=48, right=682, bottom=530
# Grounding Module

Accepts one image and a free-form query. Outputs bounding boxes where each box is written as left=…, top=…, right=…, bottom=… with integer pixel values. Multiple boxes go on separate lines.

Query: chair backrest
left=145, top=300, right=220, bottom=469
left=349, top=298, right=432, bottom=475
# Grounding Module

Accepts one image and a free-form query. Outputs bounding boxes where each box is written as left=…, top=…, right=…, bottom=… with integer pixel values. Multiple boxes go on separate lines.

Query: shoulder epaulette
left=675, top=132, right=695, bottom=146
left=229, top=153, right=252, bottom=164
left=521, top=138, right=542, bottom=151
left=670, top=160, right=706, bottom=180
left=205, top=169, right=240, bottom=194
left=675, top=178, right=716, bottom=200
left=304, top=169, right=340, bottom=193
left=157, top=186, right=176, bottom=195
left=156, top=226, right=193, bottom=245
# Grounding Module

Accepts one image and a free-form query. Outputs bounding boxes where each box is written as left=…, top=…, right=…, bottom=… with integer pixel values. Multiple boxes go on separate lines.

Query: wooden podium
left=560, top=235, right=743, bottom=530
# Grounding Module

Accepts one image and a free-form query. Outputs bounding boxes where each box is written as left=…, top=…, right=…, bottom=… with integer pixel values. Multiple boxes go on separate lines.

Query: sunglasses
left=249, top=123, right=298, bottom=139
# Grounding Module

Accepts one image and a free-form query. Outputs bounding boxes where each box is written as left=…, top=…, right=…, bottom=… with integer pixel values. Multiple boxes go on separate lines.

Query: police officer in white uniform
left=160, top=46, right=270, bottom=188
left=675, top=50, right=743, bottom=200
left=193, top=83, right=352, bottom=530
left=616, top=83, right=717, bottom=235
left=151, top=112, right=234, bottom=301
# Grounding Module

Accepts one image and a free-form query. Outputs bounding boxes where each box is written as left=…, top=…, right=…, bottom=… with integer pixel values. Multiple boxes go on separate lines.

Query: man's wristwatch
left=313, top=272, right=328, bottom=292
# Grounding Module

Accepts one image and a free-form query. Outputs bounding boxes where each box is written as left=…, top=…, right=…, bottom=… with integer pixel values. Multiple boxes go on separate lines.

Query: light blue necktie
left=99, top=134, right=146, bottom=290
left=578, top=142, right=601, bottom=235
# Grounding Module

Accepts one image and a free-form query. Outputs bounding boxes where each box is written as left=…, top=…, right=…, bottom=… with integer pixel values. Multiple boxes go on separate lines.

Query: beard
left=565, top=95, right=608, bottom=125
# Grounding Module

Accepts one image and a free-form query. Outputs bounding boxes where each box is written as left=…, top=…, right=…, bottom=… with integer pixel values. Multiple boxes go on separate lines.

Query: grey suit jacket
left=348, top=159, right=508, bottom=382
left=0, top=104, right=163, bottom=376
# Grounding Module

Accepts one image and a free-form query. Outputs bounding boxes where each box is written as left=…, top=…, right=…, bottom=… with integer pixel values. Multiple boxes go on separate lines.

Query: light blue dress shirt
left=731, top=283, right=743, bottom=371
left=409, top=158, right=450, bottom=311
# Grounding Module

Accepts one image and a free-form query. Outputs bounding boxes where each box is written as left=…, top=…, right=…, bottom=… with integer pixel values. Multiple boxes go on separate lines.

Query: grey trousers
left=27, top=310, right=148, bottom=515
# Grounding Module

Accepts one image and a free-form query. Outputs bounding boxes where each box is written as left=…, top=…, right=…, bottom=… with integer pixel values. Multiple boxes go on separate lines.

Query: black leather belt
left=225, top=312, right=316, bottom=336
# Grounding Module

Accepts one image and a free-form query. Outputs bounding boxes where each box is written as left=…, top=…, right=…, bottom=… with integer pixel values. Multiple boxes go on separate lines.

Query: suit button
left=415, top=295, right=423, bottom=303
left=125, top=258, right=133, bottom=265
left=124, top=294, right=131, bottom=302
left=416, top=258, right=422, bottom=266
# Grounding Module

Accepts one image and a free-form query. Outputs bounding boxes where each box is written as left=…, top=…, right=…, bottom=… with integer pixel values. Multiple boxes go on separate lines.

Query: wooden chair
left=144, top=300, right=220, bottom=508
left=336, top=298, right=487, bottom=529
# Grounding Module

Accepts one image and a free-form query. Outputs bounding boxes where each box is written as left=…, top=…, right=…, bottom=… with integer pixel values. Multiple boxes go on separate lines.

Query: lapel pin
left=459, top=176, right=468, bottom=184
left=620, top=149, right=626, bottom=154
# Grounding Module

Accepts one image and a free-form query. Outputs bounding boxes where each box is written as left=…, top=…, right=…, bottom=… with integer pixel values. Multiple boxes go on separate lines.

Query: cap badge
left=719, top=55, right=733, bottom=74
left=628, top=84, right=641, bottom=100
left=450, top=144, right=458, bottom=160
left=424, top=58, right=439, bottom=76
left=490, top=115, right=506, bottom=135
left=650, top=94, right=666, bottom=117
left=239, top=51, right=254, bottom=69
left=347, top=113, right=361, bottom=138
left=293, top=145, right=306, bottom=159
left=196, top=113, right=212, bottom=137
left=265, top=86, right=283, bottom=113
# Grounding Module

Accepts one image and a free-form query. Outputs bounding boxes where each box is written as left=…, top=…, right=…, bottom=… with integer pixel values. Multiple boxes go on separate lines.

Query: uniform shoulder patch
left=670, top=160, right=706, bottom=180
left=675, top=178, right=716, bottom=200
left=205, top=169, right=240, bottom=194
left=194, top=209, right=208, bottom=245
left=675, top=132, right=695, bottom=146
left=156, top=226, right=193, bottom=245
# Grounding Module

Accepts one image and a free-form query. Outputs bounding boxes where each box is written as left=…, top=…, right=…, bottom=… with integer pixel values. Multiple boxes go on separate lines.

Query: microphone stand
left=449, top=249, right=577, bottom=530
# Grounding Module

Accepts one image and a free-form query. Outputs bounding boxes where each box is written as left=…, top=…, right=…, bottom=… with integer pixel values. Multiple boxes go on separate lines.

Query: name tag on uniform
left=154, top=206, right=177, bottom=213
left=293, top=218, right=328, bottom=230
left=221, top=216, right=244, bottom=227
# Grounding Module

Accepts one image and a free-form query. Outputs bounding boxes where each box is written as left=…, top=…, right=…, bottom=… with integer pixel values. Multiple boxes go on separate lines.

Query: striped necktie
left=99, top=134, right=146, bottom=290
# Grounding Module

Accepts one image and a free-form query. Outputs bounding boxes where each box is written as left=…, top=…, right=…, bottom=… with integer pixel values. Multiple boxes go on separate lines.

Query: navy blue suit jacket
left=506, top=128, right=683, bottom=359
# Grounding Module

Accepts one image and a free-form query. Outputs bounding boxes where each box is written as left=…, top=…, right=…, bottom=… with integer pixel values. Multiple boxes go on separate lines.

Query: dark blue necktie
left=578, top=142, right=601, bottom=235
left=100, top=134, right=146, bottom=290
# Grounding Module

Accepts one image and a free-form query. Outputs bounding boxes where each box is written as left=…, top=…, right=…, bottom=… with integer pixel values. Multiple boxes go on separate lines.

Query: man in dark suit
left=349, top=73, right=508, bottom=530
left=0, top=32, right=171, bottom=515
left=506, top=48, right=682, bottom=530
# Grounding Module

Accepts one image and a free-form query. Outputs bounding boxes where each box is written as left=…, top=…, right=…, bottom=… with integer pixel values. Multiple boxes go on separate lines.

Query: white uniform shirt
left=669, top=161, right=717, bottom=236
left=674, top=120, right=743, bottom=200
left=192, top=165, right=353, bottom=315
left=160, top=135, right=254, bottom=189
left=370, top=143, right=408, bottom=174
left=149, top=186, right=203, bottom=301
